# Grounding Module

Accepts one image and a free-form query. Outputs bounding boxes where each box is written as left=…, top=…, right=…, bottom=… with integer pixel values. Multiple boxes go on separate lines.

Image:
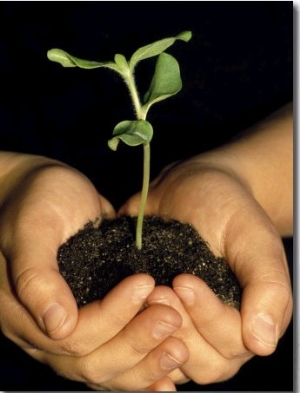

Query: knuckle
left=140, top=368, right=161, bottom=384
left=169, top=369, right=190, bottom=385
left=222, top=344, right=250, bottom=360
left=129, top=340, right=151, bottom=356
left=108, top=312, right=133, bottom=331
left=259, top=280, right=292, bottom=311
left=58, top=339, right=89, bottom=357
left=192, top=359, right=237, bottom=385
left=77, top=357, right=107, bottom=385
left=14, top=267, right=44, bottom=301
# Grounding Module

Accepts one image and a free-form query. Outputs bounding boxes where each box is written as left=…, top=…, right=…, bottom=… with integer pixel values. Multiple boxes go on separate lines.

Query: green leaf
left=142, top=53, right=182, bottom=114
left=129, top=30, right=192, bottom=71
left=114, top=54, right=129, bottom=73
left=108, top=120, right=153, bottom=150
left=47, top=48, right=120, bottom=72
left=176, top=31, right=192, bottom=42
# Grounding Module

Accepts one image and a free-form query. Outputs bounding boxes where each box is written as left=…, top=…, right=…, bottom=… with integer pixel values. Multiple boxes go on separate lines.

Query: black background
left=0, top=2, right=294, bottom=391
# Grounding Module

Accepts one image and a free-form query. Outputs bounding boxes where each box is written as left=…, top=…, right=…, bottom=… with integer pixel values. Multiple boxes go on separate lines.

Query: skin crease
left=0, top=102, right=293, bottom=390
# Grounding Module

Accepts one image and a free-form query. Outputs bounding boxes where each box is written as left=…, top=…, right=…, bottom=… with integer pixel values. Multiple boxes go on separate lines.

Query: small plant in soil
left=48, top=31, right=191, bottom=250
left=48, top=32, right=241, bottom=309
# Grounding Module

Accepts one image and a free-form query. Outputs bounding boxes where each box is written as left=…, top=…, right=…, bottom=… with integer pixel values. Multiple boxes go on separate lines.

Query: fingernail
left=42, top=303, right=67, bottom=335
left=174, top=286, right=195, bottom=305
left=160, top=352, right=182, bottom=370
left=153, top=321, right=178, bottom=339
left=132, top=284, right=153, bottom=303
left=252, top=314, right=278, bottom=348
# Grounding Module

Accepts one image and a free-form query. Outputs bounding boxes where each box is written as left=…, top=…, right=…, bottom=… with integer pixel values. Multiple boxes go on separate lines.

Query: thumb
left=11, top=253, right=78, bottom=340
left=118, top=192, right=142, bottom=216
left=240, top=268, right=293, bottom=356
left=225, top=220, right=293, bottom=356
left=99, top=194, right=117, bottom=219
left=4, top=194, right=115, bottom=341
left=6, top=218, right=79, bottom=340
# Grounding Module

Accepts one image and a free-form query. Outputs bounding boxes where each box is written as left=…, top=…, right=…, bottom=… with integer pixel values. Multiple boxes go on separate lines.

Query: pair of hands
left=0, top=151, right=292, bottom=391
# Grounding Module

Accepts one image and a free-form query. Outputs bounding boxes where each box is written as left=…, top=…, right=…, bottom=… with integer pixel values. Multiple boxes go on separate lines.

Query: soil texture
left=58, top=216, right=241, bottom=309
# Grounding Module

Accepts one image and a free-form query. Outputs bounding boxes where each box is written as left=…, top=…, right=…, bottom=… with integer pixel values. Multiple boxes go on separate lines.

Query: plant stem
left=136, top=142, right=150, bottom=250
left=124, top=68, right=150, bottom=250
left=124, top=71, right=143, bottom=119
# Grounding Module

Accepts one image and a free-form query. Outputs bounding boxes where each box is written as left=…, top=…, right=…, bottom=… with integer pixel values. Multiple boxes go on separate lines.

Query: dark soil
left=57, top=216, right=241, bottom=309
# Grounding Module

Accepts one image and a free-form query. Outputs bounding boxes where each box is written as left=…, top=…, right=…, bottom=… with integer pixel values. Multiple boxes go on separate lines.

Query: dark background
left=0, top=1, right=294, bottom=391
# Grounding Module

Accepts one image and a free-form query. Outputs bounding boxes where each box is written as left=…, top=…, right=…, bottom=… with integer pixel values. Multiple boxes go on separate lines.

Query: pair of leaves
left=108, top=50, right=183, bottom=149
left=47, top=30, right=191, bottom=72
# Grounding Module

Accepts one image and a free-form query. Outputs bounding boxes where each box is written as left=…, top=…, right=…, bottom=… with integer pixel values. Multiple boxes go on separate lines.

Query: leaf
left=176, top=31, right=193, bottom=42
left=114, top=54, right=129, bottom=73
left=129, top=30, right=192, bottom=71
left=108, top=120, right=153, bottom=151
left=47, top=48, right=120, bottom=72
left=142, top=53, right=182, bottom=114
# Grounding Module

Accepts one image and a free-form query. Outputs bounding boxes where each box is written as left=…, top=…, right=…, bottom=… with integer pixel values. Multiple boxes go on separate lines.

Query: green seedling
left=47, top=31, right=192, bottom=250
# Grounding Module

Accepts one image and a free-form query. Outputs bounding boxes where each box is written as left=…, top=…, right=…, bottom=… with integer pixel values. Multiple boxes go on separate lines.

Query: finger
left=100, top=337, right=188, bottom=391
left=8, top=233, right=78, bottom=340
left=99, top=194, right=116, bottom=219
left=35, top=304, right=188, bottom=390
left=146, top=376, right=177, bottom=391
left=0, top=252, right=51, bottom=349
left=223, top=207, right=293, bottom=355
left=67, top=304, right=184, bottom=381
left=118, top=192, right=142, bottom=216
left=52, top=274, right=156, bottom=355
left=147, top=286, right=224, bottom=383
left=147, top=285, right=249, bottom=385
left=173, top=274, right=252, bottom=359
left=241, top=277, right=293, bottom=356
left=13, top=274, right=155, bottom=356
left=11, top=261, right=77, bottom=340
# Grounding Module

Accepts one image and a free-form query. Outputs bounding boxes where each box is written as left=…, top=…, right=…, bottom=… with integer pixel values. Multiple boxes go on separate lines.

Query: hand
left=120, top=156, right=293, bottom=385
left=0, top=154, right=188, bottom=390
left=32, top=275, right=189, bottom=391
left=0, top=154, right=115, bottom=339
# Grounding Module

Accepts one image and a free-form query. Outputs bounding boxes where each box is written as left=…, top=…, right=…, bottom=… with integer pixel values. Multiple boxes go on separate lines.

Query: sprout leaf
left=129, top=30, right=192, bottom=71
left=108, top=120, right=153, bottom=151
left=142, top=53, right=182, bottom=115
left=47, top=48, right=120, bottom=72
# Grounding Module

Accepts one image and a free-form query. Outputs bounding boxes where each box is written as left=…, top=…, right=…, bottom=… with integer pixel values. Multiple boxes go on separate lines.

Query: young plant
left=47, top=31, right=192, bottom=250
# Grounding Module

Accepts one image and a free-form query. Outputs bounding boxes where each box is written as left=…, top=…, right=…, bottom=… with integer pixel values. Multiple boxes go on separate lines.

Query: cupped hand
left=0, top=155, right=115, bottom=340
left=0, top=154, right=189, bottom=390
left=146, top=278, right=252, bottom=385
left=119, top=157, right=293, bottom=384
left=33, top=276, right=188, bottom=391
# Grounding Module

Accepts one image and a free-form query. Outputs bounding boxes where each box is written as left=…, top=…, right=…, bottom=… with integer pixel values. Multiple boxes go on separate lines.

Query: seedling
left=47, top=31, right=192, bottom=250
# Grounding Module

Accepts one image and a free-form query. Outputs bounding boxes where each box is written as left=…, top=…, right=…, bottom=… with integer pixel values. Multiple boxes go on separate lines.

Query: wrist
left=191, top=104, right=293, bottom=236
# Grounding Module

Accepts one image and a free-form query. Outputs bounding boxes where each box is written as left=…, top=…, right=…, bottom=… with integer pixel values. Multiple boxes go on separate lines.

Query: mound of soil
left=58, top=216, right=241, bottom=309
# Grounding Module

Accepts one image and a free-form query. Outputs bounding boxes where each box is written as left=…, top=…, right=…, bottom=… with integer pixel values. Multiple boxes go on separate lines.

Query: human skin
left=120, top=102, right=293, bottom=384
left=0, top=102, right=293, bottom=390
left=0, top=153, right=188, bottom=391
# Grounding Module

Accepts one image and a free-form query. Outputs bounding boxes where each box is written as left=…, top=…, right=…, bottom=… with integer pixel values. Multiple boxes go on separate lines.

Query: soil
left=57, top=215, right=241, bottom=309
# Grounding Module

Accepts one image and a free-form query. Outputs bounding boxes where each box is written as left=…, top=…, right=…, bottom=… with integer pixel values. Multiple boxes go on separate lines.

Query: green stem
left=124, top=72, right=143, bottom=120
left=136, top=142, right=150, bottom=250
left=123, top=67, right=150, bottom=250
